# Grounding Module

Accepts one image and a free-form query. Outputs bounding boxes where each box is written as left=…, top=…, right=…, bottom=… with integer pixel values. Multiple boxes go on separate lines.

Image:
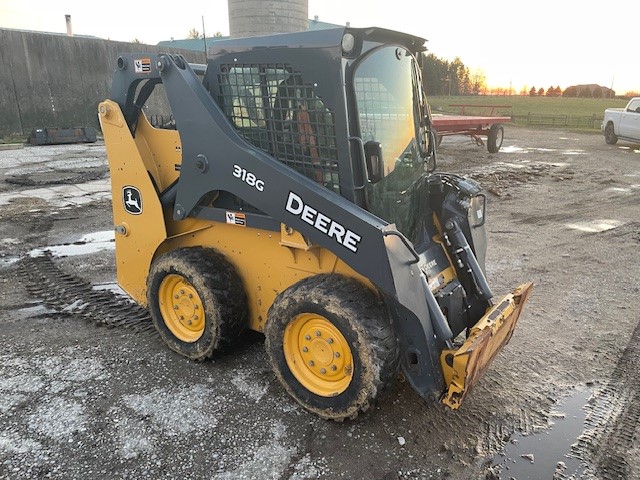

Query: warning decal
left=226, top=211, right=246, bottom=227
left=134, top=58, right=152, bottom=73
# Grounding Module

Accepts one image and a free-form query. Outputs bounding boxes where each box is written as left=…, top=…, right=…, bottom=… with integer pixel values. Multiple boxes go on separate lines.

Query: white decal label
left=233, top=164, right=265, bottom=191
left=226, top=211, right=246, bottom=227
left=134, top=58, right=151, bottom=73
left=285, top=191, right=361, bottom=253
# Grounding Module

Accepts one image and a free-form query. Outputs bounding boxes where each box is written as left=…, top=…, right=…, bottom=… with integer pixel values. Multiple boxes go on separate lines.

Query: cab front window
left=353, top=46, right=427, bottom=240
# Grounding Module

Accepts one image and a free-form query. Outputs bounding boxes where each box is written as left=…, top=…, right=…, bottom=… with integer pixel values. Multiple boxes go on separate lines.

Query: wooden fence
left=437, top=105, right=604, bottom=130
left=511, top=113, right=603, bottom=129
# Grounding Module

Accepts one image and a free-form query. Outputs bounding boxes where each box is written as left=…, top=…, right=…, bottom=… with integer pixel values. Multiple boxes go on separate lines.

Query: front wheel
left=265, top=275, right=399, bottom=421
left=604, top=122, right=618, bottom=145
left=487, top=123, right=504, bottom=153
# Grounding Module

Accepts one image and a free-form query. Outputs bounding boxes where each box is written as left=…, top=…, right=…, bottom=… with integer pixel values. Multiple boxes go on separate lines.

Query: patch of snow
left=123, top=384, right=218, bottom=436
left=28, top=397, right=86, bottom=440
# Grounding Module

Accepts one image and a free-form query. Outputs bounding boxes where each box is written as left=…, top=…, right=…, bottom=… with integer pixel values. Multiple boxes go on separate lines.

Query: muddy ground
left=0, top=126, right=639, bottom=479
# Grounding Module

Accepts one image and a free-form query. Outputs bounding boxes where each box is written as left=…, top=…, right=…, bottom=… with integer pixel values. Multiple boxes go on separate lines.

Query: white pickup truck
left=602, top=97, right=640, bottom=144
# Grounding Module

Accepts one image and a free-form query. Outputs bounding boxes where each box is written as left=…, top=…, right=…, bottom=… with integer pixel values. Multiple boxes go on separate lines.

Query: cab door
left=619, top=98, right=640, bottom=140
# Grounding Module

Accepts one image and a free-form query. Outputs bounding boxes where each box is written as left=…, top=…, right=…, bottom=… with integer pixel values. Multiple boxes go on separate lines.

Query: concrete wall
left=0, top=29, right=202, bottom=139
left=228, top=0, right=308, bottom=38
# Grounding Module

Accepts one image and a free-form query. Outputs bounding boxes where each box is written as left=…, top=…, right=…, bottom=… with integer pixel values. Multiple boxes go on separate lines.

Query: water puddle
left=606, top=187, right=631, bottom=194
left=92, top=282, right=131, bottom=300
left=536, top=161, right=570, bottom=168
left=0, top=256, right=20, bottom=267
left=493, top=388, right=591, bottom=479
left=500, top=146, right=528, bottom=154
left=500, top=145, right=584, bottom=155
left=565, top=220, right=624, bottom=233
left=29, top=230, right=115, bottom=258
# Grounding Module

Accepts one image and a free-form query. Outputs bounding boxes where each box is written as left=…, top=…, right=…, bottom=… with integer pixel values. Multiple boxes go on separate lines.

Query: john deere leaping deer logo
left=122, top=186, right=142, bottom=215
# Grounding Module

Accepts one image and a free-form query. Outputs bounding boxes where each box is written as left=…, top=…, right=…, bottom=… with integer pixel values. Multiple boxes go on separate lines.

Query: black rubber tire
left=432, top=128, right=443, bottom=149
left=147, top=247, right=248, bottom=361
left=265, top=275, right=399, bottom=421
left=487, top=123, right=504, bottom=153
left=604, top=122, right=618, bottom=145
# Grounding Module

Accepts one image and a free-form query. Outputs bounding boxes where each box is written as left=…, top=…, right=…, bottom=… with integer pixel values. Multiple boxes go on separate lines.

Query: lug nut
left=327, top=338, right=334, bottom=344
left=331, top=365, right=337, bottom=371
left=194, top=305, right=199, bottom=310
left=179, top=315, right=184, bottom=320
left=188, top=320, right=192, bottom=325
left=194, top=315, right=198, bottom=320
left=308, top=361, right=315, bottom=367
left=188, top=293, right=193, bottom=299
left=180, top=290, right=185, bottom=295
left=334, top=352, right=340, bottom=358
left=315, top=330, right=321, bottom=337
left=302, top=347, right=308, bottom=352
left=305, top=335, right=311, bottom=340
left=320, top=368, right=326, bottom=374
left=174, top=294, right=179, bottom=299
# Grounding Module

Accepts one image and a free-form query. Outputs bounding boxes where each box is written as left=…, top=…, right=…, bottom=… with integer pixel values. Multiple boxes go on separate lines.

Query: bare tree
left=187, top=28, right=201, bottom=39
left=469, top=69, right=487, bottom=95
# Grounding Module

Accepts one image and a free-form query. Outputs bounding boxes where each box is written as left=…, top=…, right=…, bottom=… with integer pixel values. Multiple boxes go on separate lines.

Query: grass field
left=428, top=95, right=628, bottom=120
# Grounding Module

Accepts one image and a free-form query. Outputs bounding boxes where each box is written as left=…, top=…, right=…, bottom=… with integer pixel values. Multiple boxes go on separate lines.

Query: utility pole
left=202, top=16, right=207, bottom=63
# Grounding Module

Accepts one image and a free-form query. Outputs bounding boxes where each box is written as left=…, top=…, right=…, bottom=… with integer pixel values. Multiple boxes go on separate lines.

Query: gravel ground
left=1, top=126, right=639, bottom=479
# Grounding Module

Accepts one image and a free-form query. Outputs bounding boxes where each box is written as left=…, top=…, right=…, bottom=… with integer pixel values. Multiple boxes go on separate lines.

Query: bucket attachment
left=440, top=282, right=533, bottom=409
left=28, top=127, right=97, bottom=145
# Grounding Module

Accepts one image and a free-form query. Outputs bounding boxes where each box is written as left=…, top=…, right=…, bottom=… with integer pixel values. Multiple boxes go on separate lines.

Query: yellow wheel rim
left=283, top=313, right=353, bottom=397
left=158, top=274, right=205, bottom=343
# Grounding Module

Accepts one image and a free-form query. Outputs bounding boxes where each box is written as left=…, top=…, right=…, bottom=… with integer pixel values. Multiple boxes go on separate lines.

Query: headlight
left=341, top=33, right=355, bottom=55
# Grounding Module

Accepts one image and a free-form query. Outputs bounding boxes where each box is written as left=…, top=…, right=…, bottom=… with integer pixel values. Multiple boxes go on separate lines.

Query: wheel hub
left=284, top=313, right=353, bottom=397
left=158, top=274, right=205, bottom=342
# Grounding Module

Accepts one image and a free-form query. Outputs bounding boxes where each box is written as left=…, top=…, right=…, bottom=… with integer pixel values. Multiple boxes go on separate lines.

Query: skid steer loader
left=98, top=26, right=532, bottom=420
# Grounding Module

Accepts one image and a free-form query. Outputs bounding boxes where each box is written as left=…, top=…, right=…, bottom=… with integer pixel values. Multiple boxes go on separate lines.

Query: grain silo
left=228, top=0, right=309, bottom=38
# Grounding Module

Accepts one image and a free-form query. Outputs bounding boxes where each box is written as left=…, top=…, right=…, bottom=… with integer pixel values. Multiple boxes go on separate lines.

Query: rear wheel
left=147, top=247, right=248, bottom=360
left=265, top=275, right=399, bottom=421
left=604, top=122, right=618, bottom=144
left=487, top=123, right=504, bottom=153
left=432, top=128, right=443, bottom=149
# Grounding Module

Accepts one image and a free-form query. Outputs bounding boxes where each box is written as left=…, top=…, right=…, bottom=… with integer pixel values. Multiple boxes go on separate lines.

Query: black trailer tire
left=487, top=123, right=504, bottom=153
left=604, top=122, right=618, bottom=145
left=147, top=247, right=248, bottom=361
left=432, top=128, right=443, bottom=148
left=265, top=275, right=399, bottom=421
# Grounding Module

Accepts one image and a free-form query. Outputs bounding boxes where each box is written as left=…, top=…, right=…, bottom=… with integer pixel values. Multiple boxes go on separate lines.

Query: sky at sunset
left=1, top=0, right=637, bottom=94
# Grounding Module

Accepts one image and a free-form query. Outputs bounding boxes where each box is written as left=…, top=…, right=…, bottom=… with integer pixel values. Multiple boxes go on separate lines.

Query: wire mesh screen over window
left=218, top=64, right=340, bottom=194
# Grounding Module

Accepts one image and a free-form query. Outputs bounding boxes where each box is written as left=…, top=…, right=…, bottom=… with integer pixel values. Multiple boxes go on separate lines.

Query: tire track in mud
left=570, top=316, right=640, bottom=479
left=17, top=252, right=155, bottom=334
